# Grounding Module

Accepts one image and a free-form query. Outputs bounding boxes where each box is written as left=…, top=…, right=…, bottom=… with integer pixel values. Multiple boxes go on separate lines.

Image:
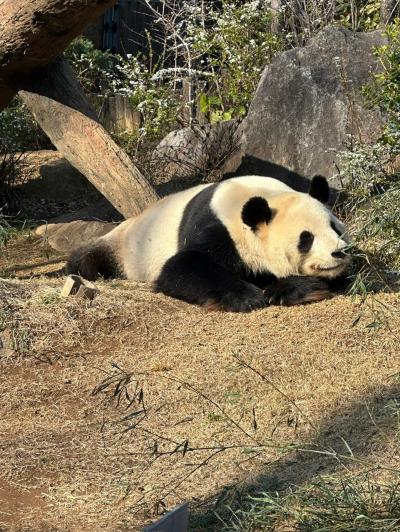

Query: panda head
left=240, top=176, right=351, bottom=279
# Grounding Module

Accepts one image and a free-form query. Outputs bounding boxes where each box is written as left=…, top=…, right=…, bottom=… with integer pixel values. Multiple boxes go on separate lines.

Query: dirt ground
left=0, top=233, right=399, bottom=531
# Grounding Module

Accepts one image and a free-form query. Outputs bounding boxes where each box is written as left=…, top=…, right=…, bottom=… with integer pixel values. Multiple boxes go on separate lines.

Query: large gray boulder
left=224, top=27, right=386, bottom=188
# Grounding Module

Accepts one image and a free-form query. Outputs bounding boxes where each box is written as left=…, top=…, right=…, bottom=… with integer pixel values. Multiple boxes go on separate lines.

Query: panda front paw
left=264, top=276, right=333, bottom=306
left=218, top=283, right=266, bottom=313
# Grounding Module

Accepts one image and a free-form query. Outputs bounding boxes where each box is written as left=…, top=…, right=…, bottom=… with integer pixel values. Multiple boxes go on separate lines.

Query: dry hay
left=0, top=243, right=399, bottom=530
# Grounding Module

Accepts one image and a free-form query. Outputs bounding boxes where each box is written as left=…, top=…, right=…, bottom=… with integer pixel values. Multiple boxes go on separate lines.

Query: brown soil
left=0, top=234, right=399, bottom=531
left=0, top=233, right=65, bottom=279
left=8, top=151, right=119, bottom=223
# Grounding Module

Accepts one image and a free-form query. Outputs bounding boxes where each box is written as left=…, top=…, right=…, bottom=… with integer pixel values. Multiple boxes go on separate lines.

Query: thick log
left=20, top=58, right=158, bottom=218
left=0, top=0, right=117, bottom=109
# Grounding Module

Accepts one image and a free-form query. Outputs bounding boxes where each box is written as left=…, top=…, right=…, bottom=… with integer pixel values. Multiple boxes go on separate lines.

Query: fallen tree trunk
left=20, top=58, right=159, bottom=218
left=1, top=0, right=159, bottom=217
left=0, top=0, right=116, bottom=109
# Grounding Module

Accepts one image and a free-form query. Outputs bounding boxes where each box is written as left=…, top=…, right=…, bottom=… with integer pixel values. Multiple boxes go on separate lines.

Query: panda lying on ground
left=67, top=175, right=351, bottom=312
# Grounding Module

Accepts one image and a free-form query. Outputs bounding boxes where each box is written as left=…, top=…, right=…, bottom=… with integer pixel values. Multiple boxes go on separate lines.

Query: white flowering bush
left=183, top=0, right=283, bottom=121
left=65, top=38, right=180, bottom=145
left=111, top=54, right=180, bottom=143
left=108, top=0, right=283, bottom=133
left=64, top=2, right=283, bottom=143
left=64, top=37, right=116, bottom=95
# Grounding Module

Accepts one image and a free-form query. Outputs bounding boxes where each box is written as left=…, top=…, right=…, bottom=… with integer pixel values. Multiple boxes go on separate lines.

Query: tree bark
left=20, top=58, right=159, bottom=218
left=0, top=0, right=116, bottom=109
left=380, top=0, right=398, bottom=26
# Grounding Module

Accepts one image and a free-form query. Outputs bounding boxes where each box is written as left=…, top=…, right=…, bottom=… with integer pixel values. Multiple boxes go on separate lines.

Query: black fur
left=158, top=185, right=269, bottom=311
left=155, top=184, right=339, bottom=311
left=309, top=175, right=330, bottom=204
left=264, top=276, right=332, bottom=306
left=241, top=197, right=271, bottom=230
left=155, top=250, right=266, bottom=312
left=156, top=250, right=338, bottom=310
left=66, top=242, right=121, bottom=281
left=178, top=185, right=247, bottom=274
left=178, top=185, right=217, bottom=247
left=298, top=230, right=314, bottom=253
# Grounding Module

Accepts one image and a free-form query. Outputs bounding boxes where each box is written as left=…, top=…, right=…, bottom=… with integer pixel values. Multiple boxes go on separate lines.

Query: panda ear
left=309, top=175, right=330, bottom=204
left=241, top=196, right=272, bottom=230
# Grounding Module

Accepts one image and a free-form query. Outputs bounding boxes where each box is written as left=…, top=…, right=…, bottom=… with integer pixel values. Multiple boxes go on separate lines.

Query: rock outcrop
left=224, top=27, right=386, bottom=188
left=151, top=120, right=239, bottom=193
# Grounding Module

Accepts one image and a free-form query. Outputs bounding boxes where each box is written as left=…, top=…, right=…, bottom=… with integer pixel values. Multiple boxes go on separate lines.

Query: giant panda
left=67, top=175, right=351, bottom=312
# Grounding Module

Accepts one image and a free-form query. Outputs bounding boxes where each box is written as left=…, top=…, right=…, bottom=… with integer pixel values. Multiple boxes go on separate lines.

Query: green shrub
left=0, top=97, right=51, bottom=152
left=64, top=37, right=116, bottom=95
left=363, top=19, right=400, bottom=152
left=65, top=37, right=180, bottom=145
left=336, top=21, right=400, bottom=293
left=113, top=55, right=180, bottom=142
left=335, top=0, right=382, bottom=31
left=337, top=136, right=398, bottom=295
left=187, top=0, right=283, bottom=121
left=65, top=1, right=284, bottom=141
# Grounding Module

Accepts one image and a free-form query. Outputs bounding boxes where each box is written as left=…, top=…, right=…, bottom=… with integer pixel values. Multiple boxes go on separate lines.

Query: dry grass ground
left=0, top=234, right=399, bottom=531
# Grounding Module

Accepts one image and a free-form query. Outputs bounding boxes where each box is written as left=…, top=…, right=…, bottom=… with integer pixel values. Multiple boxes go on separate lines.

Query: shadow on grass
left=191, top=380, right=400, bottom=530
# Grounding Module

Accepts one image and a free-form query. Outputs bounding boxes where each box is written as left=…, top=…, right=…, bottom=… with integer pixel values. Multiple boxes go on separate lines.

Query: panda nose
left=331, top=250, right=346, bottom=259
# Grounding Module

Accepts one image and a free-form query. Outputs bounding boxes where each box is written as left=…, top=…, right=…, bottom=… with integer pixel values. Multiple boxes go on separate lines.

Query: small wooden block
left=76, top=282, right=99, bottom=300
left=61, top=275, right=84, bottom=297
left=61, top=275, right=99, bottom=300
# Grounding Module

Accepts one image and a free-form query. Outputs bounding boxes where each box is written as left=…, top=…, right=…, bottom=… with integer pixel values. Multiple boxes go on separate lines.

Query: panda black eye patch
left=298, top=230, right=314, bottom=253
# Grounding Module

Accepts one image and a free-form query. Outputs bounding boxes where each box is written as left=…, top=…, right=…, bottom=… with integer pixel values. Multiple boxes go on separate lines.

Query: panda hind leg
left=264, top=276, right=333, bottom=306
left=66, top=242, right=121, bottom=281
left=154, top=249, right=266, bottom=313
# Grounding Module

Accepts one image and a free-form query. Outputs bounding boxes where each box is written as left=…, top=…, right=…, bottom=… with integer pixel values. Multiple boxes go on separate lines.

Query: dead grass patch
left=0, top=236, right=399, bottom=530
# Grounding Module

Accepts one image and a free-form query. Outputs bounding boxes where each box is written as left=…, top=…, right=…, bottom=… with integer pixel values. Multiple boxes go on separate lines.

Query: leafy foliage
left=185, top=0, right=283, bottom=121
left=0, top=98, right=50, bottom=212
left=335, top=0, right=382, bottom=31
left=65, top=37, right=180, bottom=144
left=363, top=19, right=400, bottom=152
left=218, top=473, right=400, bottom=531
left=337, top=142, right=399, bottom=293
left=114, top=55, right=180, bottom=142
left=64, top=36, right=116, bottom=95
left=0, top=97, right=51, bottom=152
left=64, top=1, right=283, bottom=139
left=280, top=0, right=384, bottom=47
left=336, top=21, right=400, bottom=293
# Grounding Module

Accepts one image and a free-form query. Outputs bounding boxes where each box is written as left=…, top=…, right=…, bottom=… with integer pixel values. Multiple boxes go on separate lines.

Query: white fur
left=98, top=175, right=349, bottom=282
left=102, top=183, right=210, bottom=281
left=211, top=176, right=349, bottom=278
